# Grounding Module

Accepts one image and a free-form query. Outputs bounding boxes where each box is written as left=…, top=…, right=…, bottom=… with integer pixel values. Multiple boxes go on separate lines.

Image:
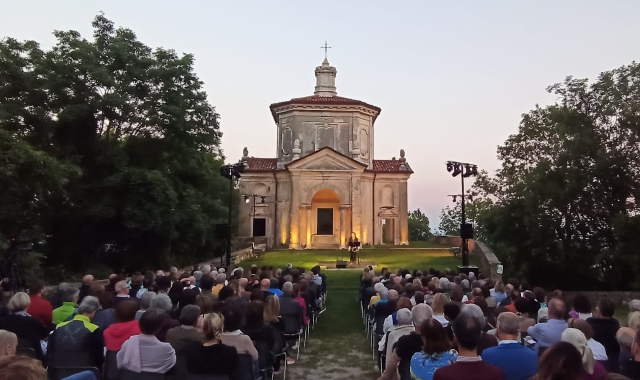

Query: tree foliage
left=408, top=209, right=432, bottom=241
left=478, top=62, right=640, bottom=290
left=0, top=14, right=230, bottom=274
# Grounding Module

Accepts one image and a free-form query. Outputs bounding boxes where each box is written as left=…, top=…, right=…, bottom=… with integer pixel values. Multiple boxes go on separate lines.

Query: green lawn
left=373, top=241, right=451, bottom=249
left=239, top=248, right=476, bottom=273
left=239, top=248, right=476, bottom=379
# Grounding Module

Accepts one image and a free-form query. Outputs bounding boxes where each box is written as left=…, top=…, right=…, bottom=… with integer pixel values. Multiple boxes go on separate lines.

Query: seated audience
left=620, top=329, right=640, bottom=379
left=377, top=304, right=432, bottom=380
left=588, top=299, right=620, bottom=372
left=0, top=330, right=17, bottom=359
left=185, top=312, right=238, bottom=376
left=0, top=355, right=47, bottom=380
left=533, top=342, right=584, bottom=380
left=431, top=293, right=449, bottom=327
left=562, top=328, right=607, bottom=380
left=165, top=305, right=203, bottom=353
left=433, top=312, right=504, bottom=380
left=117, top=309, right=176, bottom=373
left=220, top=304, right=259, bottom=362
left=384, top=308, right=416, bottom=367
left=528, top=298, right=568, bottom=351
left=571, top=293, right=594, bottom=320
left=1, top=292, right=50, bottom=362
left=114, top=280, right=133, bottom=307
left=149, top=293, right=180, bottom=342
left=136, top=291, right=157, bottom=320
left=569, top=318, right=608, bottom=361
left=454, top=304, right=498, bottom=355
left=52, top=283, right=79, bottom=325
left=242, top=301, right=280, bottom=371
left=410, top=319, right=457, bottom=380
left=92, top=292, right=116, bottom=330
left=49, top=296, right=104, bottom=370
left=26, top=280, right=53, bottom=329
left=104, top=299, right=141, bottom=351
left=482, top=312, right=538, bottom=380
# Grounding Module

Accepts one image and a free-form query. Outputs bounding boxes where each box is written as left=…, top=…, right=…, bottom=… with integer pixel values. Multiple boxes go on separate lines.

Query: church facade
left=237, top=58, right=412, bottom=249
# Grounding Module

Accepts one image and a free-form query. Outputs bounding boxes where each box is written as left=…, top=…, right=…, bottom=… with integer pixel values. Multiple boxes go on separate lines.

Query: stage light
left=244, top=196, right=250, bottom=203
left=452, top=196, right=457, bottom=203
left=446, top=162, right=454, bottom=172
left=452, top=164, right=462, bottom=177
left=260, top=197, right=266, bottom=204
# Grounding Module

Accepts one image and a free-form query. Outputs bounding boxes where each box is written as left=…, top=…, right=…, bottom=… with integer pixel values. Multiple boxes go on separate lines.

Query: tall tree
left=0, top=14, right=229, bottom=274
left=478, top=62, right=640, bottom=290
left=408, top=209, right=432, bottom=241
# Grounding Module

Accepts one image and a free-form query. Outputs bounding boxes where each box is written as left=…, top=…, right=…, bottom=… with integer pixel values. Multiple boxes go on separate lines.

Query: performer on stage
left=348, top=233, right=360, bottom=263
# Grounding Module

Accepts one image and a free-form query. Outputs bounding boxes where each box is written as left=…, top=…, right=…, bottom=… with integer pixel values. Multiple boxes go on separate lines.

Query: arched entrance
left=310, top=189, right=341, bottom=248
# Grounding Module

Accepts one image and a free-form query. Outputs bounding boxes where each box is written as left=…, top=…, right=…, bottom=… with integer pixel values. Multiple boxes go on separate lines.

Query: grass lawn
left=238, top=249, right=475, bottom=379
left=239, top=248, right=477, bottom=273
left=372, top=241, right=452, bottom=249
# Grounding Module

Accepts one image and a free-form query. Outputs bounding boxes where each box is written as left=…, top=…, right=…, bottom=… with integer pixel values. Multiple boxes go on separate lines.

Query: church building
left=237, top=58, right=412, bottom=249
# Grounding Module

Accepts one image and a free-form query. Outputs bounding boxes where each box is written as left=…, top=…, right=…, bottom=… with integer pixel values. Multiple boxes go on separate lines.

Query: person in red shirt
left=505, top=290, right=521, bottom=313
left=103, top=300, right=141, bottom=351
left=26, top=280, right=53, bottom=329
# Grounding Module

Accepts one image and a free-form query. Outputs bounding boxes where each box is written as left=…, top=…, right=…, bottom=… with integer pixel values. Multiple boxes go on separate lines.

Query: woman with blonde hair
left=491, top=281, right=506, bottom=304
left=431, top=293, right=449, bottom=327
left=185, top=312, right=238, bottom=376
left=2, top=292, right=49, bottom=362
left=264, top=295, right=294, bottom=365
left=561, top=328, right=607, bottom=380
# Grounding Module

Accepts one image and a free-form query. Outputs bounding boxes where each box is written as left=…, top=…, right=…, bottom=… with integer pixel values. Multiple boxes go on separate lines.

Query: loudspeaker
left=460, top=223, right=474, bottom=239
left=336, top=260, right=347, bottom=269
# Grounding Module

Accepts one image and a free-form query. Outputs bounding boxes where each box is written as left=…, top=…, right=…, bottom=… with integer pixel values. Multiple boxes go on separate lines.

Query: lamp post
left=243, top=194, right=267, bottom=244
left=219, top=162, right=245, bottom=266
left=445, top=161, right=478, bottom=272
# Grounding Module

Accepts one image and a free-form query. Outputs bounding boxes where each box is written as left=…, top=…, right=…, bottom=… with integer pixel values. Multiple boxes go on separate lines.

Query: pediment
left=287, top=147, right=367, bottom=172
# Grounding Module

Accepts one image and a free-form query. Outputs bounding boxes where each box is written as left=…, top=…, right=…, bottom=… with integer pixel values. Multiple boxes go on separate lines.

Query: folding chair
left=118, top=369, right=169, bottom=379
left=168, top=354, right=188, bottom=380
left=253, top=340, right=273, bottom=380
left=104, top=350, right=120, bottom=380
left=187, top=374, right=229, bottom=380
left=281, top=314, right=302, bottom=360
left=48, top=367, right=102, bottom=380
left=235, top=354, right=256, bottom=380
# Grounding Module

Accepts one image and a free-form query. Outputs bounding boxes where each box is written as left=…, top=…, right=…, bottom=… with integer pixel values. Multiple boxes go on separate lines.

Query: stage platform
left=317, top=260, right=376, bottom=269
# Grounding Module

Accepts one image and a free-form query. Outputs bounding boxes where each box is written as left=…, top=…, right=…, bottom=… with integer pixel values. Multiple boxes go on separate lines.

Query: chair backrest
left=232, top=354, right=255, bottom=380
left=168, top=354, right=188, bottom=380
left=119, top=368, right=168, bottom=380
left=280, top=313, right=300, bottom=335
left=104, top=350, right=119, bottom=380
left=49, top=367, right=101, bottom=380
left=252, top=340, right=271, bottom=370
left=398, top=359, right=412, bottom=380
left=187, top=374, right=230, bottom=380
left=374, top=313, right=387, bottom=335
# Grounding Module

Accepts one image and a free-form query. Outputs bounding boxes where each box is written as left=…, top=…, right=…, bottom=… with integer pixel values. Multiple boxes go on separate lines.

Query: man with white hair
left=53, top=283, right=80, bottom=325
left=136, top=292, right=157, bottom=320
left=384, top=308, right=414, bottom=367
left=49, top=296, right=104, bottom=369
left=369, top=282, right=386, bottom=308
left=377, top=304, right=433, bottom=380
left=457, top=304, right=498, bottom=355
left=114, top=280, right=132, bottom=307
left=156, top=270, right=165, bottom=277
left=279, top=281, right=303, bottom=328
left=201, top=265, right=211, bottom=275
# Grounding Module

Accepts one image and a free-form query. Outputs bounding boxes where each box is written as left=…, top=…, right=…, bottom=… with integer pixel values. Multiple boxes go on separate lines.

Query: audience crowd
left=360, top=266, right=640, bottom=380
left=0, top=263, right=327, bottom=380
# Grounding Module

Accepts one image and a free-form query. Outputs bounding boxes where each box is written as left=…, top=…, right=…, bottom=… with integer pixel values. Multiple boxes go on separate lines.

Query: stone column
left=306, top=207, right=312, bottom=248
left=299, top=206, right=305, bottom=249
left=288, top=174, right=301, bottom=249
left=351, top=177, right=362, bottom=242
left=340, top=207, right=346, bottom=248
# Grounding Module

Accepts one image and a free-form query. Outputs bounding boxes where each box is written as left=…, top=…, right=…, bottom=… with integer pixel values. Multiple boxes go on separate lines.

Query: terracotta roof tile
left=244, top=158, right=277, bottom=172
left=370, top=159, right=413, bottom=173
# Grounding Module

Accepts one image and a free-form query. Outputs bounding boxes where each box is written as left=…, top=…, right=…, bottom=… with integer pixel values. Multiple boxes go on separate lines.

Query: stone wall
left=431, top=236, right=501, bottom=282
left=562, top=291, right=640, bottom=307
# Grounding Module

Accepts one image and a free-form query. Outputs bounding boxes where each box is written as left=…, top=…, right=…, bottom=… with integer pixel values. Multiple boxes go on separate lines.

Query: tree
left=478, top=62, right=640, bottom=290
left=408, top=209, right=432, bottom=241
left=0, top=14, right=230, bottom=274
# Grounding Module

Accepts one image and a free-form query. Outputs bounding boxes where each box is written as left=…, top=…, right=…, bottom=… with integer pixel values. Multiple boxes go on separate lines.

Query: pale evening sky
left=2, top=1, right=639, bottom=226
